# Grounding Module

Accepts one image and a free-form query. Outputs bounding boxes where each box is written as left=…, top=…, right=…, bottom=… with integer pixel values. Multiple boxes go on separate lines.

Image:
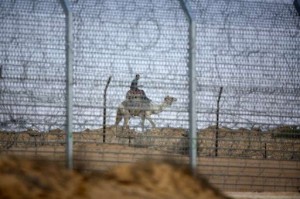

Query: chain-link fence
left=0, top=0, right=67, bottom=162
left=0, top=0, right=299, bottom=192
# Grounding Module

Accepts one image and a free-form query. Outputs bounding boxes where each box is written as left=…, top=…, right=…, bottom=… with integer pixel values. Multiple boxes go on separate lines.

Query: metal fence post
left=60, top=0, right=74, bottom=169
left=179, top=0, right=197, bottom=172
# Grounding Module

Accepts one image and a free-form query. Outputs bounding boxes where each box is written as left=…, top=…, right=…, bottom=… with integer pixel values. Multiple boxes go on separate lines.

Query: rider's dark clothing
left=127, top=76, right=151, bottom=103
left=130, top=77, right=139, bottom=90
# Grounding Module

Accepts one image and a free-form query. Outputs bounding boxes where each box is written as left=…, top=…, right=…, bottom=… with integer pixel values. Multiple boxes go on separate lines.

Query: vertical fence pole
left=179, top=0, right=197, bottom=172
left=60, top=0, right=73, bottom=169
left=189, top=20, right=197, bottom=172
left=215, top=87, right=223, bottom=157
left=103, top=76, right=112, bottom=143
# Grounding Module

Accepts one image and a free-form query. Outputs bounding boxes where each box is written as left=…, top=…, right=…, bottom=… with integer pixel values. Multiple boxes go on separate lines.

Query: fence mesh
left=0, top=0, right=299, bottom=192
left=71, top=0, right=189, bottom=132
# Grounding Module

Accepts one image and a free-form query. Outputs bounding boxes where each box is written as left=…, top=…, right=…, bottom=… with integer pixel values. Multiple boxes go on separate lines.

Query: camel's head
left=164, top=96, right=177, bottom=105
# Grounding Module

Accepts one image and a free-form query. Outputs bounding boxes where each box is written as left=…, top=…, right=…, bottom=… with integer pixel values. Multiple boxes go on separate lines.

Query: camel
left=115, top=96, right=177, bottom=131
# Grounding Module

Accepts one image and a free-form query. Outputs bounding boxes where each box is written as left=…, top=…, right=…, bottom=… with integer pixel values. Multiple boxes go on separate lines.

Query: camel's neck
left=151, top=101, right=171, bottom=114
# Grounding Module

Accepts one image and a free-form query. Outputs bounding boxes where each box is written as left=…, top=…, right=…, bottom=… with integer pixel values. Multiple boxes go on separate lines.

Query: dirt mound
left=0, top=156, right=84, bottom=199
left=0, top=156, right=231, bottom=199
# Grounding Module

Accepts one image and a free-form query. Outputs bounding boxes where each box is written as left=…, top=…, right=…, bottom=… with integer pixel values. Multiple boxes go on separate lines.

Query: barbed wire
left=0, top=0, right=299, bottom=193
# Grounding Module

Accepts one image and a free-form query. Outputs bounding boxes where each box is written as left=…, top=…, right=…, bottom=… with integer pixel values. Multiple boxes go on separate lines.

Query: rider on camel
left=130, top=74, right=140, bottom=91
left=126, top=74, right=151, bottom=103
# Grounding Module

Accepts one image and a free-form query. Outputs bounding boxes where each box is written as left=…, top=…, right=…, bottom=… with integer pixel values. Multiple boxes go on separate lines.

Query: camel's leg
left=123, top=113, right=130, bottom=130
left=115, top=108, right=123, bottom=126
left=139, top=112, right=147, bottom=132
left=141, top=116, right=145, bottom=132
left=145, top=116, right=156, bottom=128
left=115, top=108, right=123, bottom=137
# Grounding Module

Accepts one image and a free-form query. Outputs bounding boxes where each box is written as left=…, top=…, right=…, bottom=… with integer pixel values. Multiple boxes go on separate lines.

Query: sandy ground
left=226, top=192, right=300, bottom=199
left=0, top=155, right=299, bottom=199
left=0, top=126, right=299, bottom=198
